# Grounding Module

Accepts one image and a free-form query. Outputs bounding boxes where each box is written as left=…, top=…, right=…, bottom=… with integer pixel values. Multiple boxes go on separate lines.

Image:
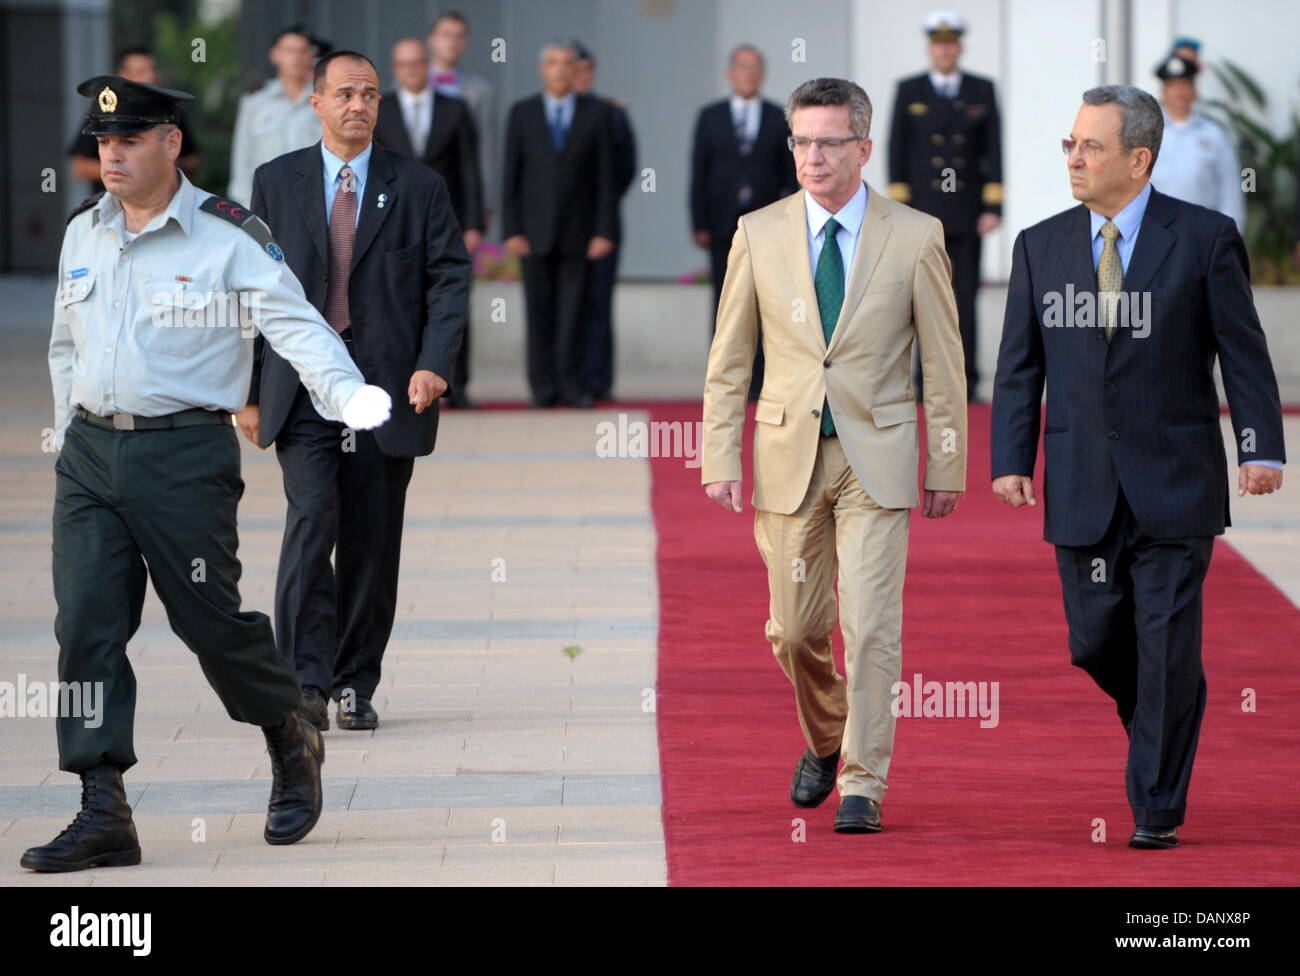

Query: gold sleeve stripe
left=888, top=182, right=911, bottom=203
left=981, top=183, right=1004, bottom=205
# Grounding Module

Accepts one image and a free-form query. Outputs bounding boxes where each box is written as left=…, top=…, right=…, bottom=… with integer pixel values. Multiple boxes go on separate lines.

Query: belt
left=75, top=405, right=231, bottom=432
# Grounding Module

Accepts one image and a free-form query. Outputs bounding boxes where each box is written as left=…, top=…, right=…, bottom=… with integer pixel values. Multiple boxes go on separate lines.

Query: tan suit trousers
left=754, top=434, right=909, bottom=802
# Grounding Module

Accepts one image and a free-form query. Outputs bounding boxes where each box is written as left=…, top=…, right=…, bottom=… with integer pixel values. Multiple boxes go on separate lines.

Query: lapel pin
left=377, top=193, right=388, bottom=209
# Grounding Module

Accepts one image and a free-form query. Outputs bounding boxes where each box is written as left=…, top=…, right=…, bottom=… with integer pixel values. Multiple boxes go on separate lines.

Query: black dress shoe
left=1129, top=825, right=1179, bottom=849
left=833, top=795, right=883, bottom=833
left=562, top=393, right=595, bottom=409
left=532, top=394, right=558, bottom=408
left=20, top=765, right=141, bottom=872
left=790, top=747, right=840, bottom=808
left=336, top=695, right=379, bottom=731
left=262, top=712, right=324, bottom=845
left=297, top=686, right=330, bottom=731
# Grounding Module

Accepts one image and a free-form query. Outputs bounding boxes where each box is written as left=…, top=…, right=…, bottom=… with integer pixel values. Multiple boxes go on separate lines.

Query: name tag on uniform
left=66, top=267, right=89, bottom=280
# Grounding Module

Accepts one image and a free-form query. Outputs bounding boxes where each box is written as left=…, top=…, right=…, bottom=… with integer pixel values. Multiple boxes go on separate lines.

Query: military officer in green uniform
left=21, top=76, right=394, bottom=872
left=888, top=10, right=1003, bottom=400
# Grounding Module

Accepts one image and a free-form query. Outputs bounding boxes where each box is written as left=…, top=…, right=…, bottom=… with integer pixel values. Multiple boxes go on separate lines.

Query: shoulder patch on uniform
left=199, top=196, right=284, bottom=261
left=66, top=192, right=104, bottom=225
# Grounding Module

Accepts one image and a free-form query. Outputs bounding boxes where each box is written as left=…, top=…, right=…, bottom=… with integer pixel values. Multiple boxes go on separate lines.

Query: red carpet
left=650, top=401, right=1300, bottom=885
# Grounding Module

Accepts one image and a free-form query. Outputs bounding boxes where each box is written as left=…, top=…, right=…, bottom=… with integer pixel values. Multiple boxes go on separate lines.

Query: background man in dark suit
left=375, top=36, right=484, bottom=408
left=888, top=11, right=1002, bottom=399
left=689, top=44, right=797, bottom=400
left=572, top=40, right=637, bottom=402
left=991, top=85, right=1285, bottom=850
left=235, top=50, right=471, bottom=732
left=502, top=41, right=616, bottom=408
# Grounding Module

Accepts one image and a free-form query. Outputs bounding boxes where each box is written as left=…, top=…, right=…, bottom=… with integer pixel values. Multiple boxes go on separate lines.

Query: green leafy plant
left=1200, top=60, right=1300, bottom=284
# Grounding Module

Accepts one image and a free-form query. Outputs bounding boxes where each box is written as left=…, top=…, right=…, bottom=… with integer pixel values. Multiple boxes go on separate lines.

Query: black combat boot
left=20, top=765, right=141, bottom=872
left=262, top=711, right=324, bottom=845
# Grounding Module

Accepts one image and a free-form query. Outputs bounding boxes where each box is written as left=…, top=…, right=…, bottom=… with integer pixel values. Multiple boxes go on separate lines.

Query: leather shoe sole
left=834, top=796, right=883, bottom=833
left=20, top=845, right=141, bottom=872
left=1129, top=826, right=1179, bottom=849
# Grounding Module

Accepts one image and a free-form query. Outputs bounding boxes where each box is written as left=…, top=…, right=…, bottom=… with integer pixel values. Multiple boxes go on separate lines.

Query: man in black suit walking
left=991, top=85, right=1285, bottom=849
left=235, top=50, right=471, bottom=732
left=689, top=44, right=797, bottom=399
left=502, top=40, right=616, bottom=408
left=374, top=36, right=484, bottom=408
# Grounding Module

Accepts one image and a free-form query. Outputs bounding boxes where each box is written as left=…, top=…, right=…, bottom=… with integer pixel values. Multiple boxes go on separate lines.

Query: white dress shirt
left=729, top=94, right=760, bottom=144
left=928, top=70, right=962, bottom=98
left=397, top=84, right=434, bottom=157
left=804, top=180, right=869, bottom=295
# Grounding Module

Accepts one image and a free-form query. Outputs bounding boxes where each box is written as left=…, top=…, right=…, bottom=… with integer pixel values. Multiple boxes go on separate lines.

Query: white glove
left=341, top=384, right=392, bottom=430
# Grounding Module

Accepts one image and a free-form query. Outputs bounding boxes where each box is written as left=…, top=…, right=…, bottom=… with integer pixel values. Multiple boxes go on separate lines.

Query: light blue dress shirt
left=804, top=180, right=869, bottom=290
left=1089, top=180, right=1150, bottom=274
left=1088, top=181, right=1281, bottom=470
left=542, top=91, right=576, bottom=135
left=322, top=141, right=372, bottom=225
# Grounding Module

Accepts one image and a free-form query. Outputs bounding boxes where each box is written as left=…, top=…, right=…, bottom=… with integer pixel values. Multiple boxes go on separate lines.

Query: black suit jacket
left=888, top=73, right=1002, bottom=232
left=598, top=95, right=637, bottom=245
left=373, top=90, right=485, bottom=232
left=502, top=92, right=616, bottom=255
left=991, top=187, right=1286, bottom=546
left=247, top=141, right=471, bottom=458
left=689, top=98, right=796, bottom=237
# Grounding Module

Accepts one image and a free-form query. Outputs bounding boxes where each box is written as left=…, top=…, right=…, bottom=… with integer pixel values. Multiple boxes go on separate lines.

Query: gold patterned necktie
left=1097, top=219, right=1122, bottom=341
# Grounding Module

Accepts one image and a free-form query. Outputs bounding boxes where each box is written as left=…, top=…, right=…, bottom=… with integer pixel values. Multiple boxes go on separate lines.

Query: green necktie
left=814, top=217, right=845, bottom=436
left=1097, top=219, right=1122, bottom=341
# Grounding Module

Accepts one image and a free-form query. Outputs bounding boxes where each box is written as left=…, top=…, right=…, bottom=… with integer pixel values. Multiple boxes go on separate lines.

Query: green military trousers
left=52, top=414, right=299, bottom=772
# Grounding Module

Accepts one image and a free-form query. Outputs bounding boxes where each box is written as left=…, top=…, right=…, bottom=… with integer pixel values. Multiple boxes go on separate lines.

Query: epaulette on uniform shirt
left=66, top=192, right=104, bottom=225
left=198, top=195, right=286, bottom=262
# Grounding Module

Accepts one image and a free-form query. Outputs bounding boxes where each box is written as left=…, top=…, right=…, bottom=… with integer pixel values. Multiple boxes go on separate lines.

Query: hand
left=992, top=474, right=1036, bottom=508
left=408, top=370, right=447, bottom=414
left=463, top=229, right=483, bottom=254
left=922, top=489, right=962, bottom=518
left=587, top=236, right=614, bottom=260
left=705, top=480, right=743, bottom=513
left=693, top=230, right=710, bottom=249
left=234, top=404, right=262, bottom=447
left=1239, top=464, right=1283, bottom=496
left=505, top=234, right=530, bottom=257
left=977, top=213, right=1002, bottom=236
left=341, top=384, right=392, bottom=430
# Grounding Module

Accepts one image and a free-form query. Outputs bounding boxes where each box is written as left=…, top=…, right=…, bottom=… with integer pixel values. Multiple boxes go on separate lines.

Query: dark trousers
left=452, top=301, right=471, bottom=397
left=944, top=230, right=981, bottom=392
left=583, top=243, right=619, bottom=398
left=709, top=235, right=764, bottom=400
left=273, top=384, right=414, bottom=702
left=53, top=416, right=298, bottom=772
left=521, top=252, right=589, bottom=404
left=1054, top=486, right=1214, bottom=828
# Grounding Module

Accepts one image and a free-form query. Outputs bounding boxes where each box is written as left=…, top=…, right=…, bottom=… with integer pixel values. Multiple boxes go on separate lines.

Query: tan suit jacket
left=701, top=182, right=967, bottom=512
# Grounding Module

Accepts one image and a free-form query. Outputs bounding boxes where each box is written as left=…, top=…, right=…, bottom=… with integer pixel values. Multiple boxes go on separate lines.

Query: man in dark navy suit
left=689, top=44, right=797, bottom=400
left=502, top=40, right=616, bottom=408
left=237, top=50, right=471, bottom=733
left=991, top=85, right=1285, bottom=850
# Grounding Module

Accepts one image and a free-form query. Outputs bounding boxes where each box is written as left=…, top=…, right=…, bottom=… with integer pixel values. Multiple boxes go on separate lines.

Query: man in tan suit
left=701, top=77, right=967, bottom=833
